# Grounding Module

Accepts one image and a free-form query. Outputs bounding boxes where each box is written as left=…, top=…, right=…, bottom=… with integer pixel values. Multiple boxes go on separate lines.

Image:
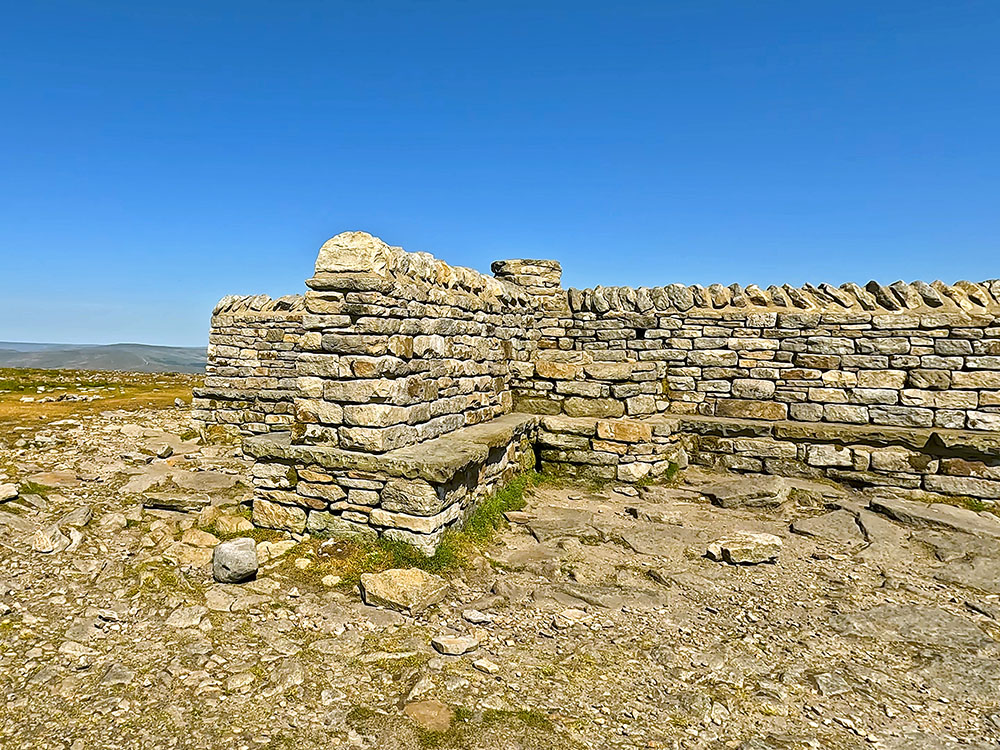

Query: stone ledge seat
left=535, top=412, right=1000, bottom=500
left=658, top=413, right=1000, bottom=456
left=244, top=413, right=540, bottom=484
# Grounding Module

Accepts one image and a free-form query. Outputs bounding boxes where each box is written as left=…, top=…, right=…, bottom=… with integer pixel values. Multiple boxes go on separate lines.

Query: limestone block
left=908, top=369, right=952, bottom=390
left=617, top=462, right=652, bottom=482
left=252, top=497, right=306, bottom=534
left=251, top=462, right=297, bottom=489
left=805, top=444, right=853, bottom=467
left=562, top=397, right=625, bottom=418
left=370, top=502, right=461, bottom=535
left=857, top=370, right=906, bottom=389
left=314, top=231, right=391, bottom=275
left=715, top=399, right=788, bottom=421
left=869, top=406, right=934, bottom=428
left=824, top=404, right=870, bottom=424
left=295, top=398, right=343, bottom=425
left=381, top=478, right=444, bottom=515
left=953, top=371, right=1000, bottom=389
left=595, top=419, right=652, bottom=443
left=968, top=411, right=1000, bottom=431
left=924, top=475, right=1000, bottom=499
left=732, top=379, right=776, bottom=399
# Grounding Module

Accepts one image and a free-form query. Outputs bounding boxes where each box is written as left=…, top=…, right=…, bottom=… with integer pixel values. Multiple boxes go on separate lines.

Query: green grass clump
left=17, top=481, right=54, bottom=498
left=461, top=471, right=535, bottom=542
left=280, top=470, right=556, bottom=586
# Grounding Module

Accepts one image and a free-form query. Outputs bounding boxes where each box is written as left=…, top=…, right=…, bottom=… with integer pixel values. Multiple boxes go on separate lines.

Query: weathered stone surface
left=790, top=510, right=864, bottom=545
left=0, top=484, right=17, bottom=502
left=869, top=495, right=1000, bottom=538
left=701, top=476, right=790, bottom=509
left=314, top=231, right=391, bottom=275
left=359, top=568, right=448, bottom=614
left=252, top=497, right=307, bottom=533
left=213, top=537, right=259, bottom=583
left=403, top=700, right=453, bottom=732
left=832, top=604, right=989, bottom=648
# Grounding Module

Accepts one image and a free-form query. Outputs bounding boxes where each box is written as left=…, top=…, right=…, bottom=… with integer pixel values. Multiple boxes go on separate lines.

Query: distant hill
left=0, top=342, right=206, bottom=373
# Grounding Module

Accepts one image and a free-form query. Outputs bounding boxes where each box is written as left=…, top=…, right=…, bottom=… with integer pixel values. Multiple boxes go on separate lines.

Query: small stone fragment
left=473, top=657, right=500, bottom=674
left=431, top=634, right=479, bottom=655
left=462, top=609, right=492, bottom=624
left=706, top=532, right=782, bottom=565
left=552, top=608, right=588, bottom=629
left=165, top=605, right=207, bottom=629
left=59, top=506, right=93, bottom=527
left=181, top=528, right=220, bottom=547
left=0, top=484, right=18, bottom=503
left=32, top=525, right=71, bottom=554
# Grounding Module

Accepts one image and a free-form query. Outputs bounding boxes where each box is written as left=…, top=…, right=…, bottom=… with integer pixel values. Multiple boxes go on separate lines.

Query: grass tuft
left=268, top=470, right=558, bottom=587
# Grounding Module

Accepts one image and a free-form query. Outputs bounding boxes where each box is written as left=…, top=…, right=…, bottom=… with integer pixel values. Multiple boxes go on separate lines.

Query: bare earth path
left=1, top=371, right=998, bottom=749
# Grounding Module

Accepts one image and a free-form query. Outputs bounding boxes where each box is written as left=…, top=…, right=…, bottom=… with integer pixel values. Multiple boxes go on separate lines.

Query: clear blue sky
left=1, top=1, right=998, bottom=346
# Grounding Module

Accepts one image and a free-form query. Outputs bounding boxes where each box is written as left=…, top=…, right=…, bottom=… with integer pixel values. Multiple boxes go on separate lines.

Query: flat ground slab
left=1, top=381, right=999, bottom=749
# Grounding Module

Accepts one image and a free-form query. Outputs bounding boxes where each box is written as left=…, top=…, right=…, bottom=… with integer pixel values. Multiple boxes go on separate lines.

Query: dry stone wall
left=296, top=232, right=541, bottom=453
left=195, top=231, right=1000, bottom=551
left=192, top=295, right=305, bottom=437
left=516, top=279, right=1000, bottom=433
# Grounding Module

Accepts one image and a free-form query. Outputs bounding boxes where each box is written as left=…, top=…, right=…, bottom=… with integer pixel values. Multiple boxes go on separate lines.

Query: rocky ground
left=1, top=370, right=999, bottom=749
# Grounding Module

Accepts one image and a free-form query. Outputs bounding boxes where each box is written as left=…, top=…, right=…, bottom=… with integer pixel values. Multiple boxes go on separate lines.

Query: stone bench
left=245, top=409, right=1000, bottom=555
left=538, top=412, right=1000, bottom=501
left=244, top=413, right=538, bottom=552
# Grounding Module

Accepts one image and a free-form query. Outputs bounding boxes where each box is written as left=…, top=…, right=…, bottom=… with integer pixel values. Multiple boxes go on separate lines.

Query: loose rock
left=213, top=537, right=259, bottom=583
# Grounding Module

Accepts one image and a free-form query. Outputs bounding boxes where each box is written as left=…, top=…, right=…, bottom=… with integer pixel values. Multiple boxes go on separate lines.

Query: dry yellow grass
left=0, top=367, right=201, bottom=429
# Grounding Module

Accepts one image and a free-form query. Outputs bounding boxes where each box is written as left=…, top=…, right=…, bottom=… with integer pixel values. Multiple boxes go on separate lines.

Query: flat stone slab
left=869, top=496, right=1000, bottom=538
left=832, top=604, right=989, bottom=649
left=700, top=476, right=789, bottom=509
left=706, top=532, right=782, bottom=564
left=245, top=413, right=538, bottom=483
left=790, top=510, right=865, bottom=545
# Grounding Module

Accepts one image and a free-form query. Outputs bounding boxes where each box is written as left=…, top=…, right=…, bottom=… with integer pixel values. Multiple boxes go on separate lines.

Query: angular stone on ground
left=706, top=532, right=782, bottom=564
left=701, top=476, right=789, bottom=509
left=359, top=568, right=448, bottom=614
left=0, top=484, right=18, bottom=503
left=431, top=634, right=479, bottom=655
left=215, top=515, right=254, bottom=534
left=165, top=605, right=207, bottom=629
left=213, top=537, right=259, bottom=583
left=31, top=524, right=71, bottom=554
left=181, top=528, right=220, bottom=547
left=58, top=506, right=93, bottom=527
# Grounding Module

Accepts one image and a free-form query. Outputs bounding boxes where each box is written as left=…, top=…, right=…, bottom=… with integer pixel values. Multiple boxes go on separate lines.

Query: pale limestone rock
left=431, top=634, right=479, bottom=655
left=706, top=532, right=782, bottom=565
left=253, top=497, right=306, bottom=533
left=213, top=538, right=258, bottom=584
left=359, top=568, right=448, bottom=614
